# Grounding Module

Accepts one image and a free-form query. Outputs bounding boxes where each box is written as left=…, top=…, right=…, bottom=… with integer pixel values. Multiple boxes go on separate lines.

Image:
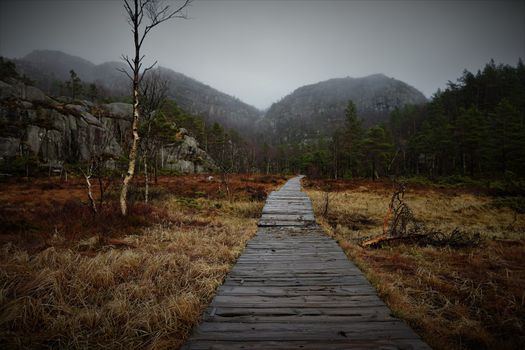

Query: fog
left=0, top=0, right=523, bottom=109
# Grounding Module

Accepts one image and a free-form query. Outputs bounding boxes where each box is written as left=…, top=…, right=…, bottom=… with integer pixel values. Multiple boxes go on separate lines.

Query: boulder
left=104, top=102, right=132, bottom=119
left=0, top=80, right=16, bottom=100
left=25, top=125, right=44, bottom=154
left=0, top=137, right=20, bottom=159
left=161, top=134, right=216, bottom=173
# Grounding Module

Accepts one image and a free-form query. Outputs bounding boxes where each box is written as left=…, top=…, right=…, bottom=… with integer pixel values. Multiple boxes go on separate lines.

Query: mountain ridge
left=9, top=50, right=428, bottom=138
left=12, top=50, right=262, bottom=132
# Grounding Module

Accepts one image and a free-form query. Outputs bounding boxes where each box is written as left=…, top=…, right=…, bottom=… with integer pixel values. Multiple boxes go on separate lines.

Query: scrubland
left=0, top=174, right=286, bottom=349
left=305, top=179, right=525, bottom=350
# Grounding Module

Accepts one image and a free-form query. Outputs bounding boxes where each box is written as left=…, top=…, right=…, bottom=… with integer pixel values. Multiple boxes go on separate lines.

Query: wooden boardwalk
left=182, top=176, right=430, bottom=349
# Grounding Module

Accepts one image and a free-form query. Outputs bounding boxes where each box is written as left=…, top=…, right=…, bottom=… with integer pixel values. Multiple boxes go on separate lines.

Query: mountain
left=261, top=74, right=427, bottom=143
left=12, top=50, right=261, bottom=132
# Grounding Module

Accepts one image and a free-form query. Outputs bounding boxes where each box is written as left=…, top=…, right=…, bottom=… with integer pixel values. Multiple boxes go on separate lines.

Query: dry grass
left=308, top=182, right=524, bottom=241
left=306, top=181, right=525, bottom=350
left=0, top=174, right=285, bottom=349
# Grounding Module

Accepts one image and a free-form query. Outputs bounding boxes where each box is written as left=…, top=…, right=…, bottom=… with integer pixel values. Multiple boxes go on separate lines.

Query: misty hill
left=261, top=74, right=427, bottom=143
left=12, top=50, right=261, bottom=131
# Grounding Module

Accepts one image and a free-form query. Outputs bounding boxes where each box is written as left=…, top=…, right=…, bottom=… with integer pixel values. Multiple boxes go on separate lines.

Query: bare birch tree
left=119, top=0, right=191, bottom=215
left=78, top=127, right=116, bottom=214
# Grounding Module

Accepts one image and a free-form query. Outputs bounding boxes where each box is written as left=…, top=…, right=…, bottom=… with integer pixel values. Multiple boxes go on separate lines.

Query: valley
left=0, top=1, right=524, bottom=349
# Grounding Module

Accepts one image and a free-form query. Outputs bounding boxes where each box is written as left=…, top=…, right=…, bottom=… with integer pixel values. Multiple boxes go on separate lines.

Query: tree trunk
left=98, top=176, right=105, bottom=207
left=120, top=86, right=140, bottom=216
left=120, top=2, right=141, bottom=216
left=85, top=175, right=98, bottom=214
left=144, top=155, right=149, bottom=204
left=221, top=171, right=232, bottom=202
left=154, top=154, right=158, bottom=185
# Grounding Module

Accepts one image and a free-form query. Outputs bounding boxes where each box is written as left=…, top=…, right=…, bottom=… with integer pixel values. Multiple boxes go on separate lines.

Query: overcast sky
left=0, top=0, right=524, bottom=109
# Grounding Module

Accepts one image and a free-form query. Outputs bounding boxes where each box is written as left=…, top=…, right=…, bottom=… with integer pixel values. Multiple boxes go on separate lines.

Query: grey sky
left=0, top=0, right=524, bottom=109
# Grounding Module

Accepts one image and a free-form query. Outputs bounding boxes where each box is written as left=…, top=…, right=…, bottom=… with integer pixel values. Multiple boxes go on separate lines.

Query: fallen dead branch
left=362, top=182, right=480, bottom=248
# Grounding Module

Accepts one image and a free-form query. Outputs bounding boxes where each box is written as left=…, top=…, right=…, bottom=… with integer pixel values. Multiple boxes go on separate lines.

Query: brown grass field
left=305, top=179, right=525, bottom=350
left=0, top=174, right=287, bottom=349
left=1, top=175, right=524, bottom=349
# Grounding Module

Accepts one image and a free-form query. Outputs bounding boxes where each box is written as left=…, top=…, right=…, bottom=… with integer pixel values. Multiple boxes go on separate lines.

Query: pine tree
left=343, top=100, right=364, bottom=177
left=363, top=125, right=393, bottom=180
left=65, top=70, right=82, bottom=99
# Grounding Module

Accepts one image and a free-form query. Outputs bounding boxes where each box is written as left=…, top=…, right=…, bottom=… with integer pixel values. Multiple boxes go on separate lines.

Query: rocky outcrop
left=0, top=79, right=215, bottom=174
left=160, top=128, right=216, bottom=174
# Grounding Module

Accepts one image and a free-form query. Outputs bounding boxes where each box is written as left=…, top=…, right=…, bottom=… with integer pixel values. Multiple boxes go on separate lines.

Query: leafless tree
left=78, top=128, right=116, bottom=214
left=139, top=68, right=169, bottom=203
left=119, top=0, right=191, bottom=215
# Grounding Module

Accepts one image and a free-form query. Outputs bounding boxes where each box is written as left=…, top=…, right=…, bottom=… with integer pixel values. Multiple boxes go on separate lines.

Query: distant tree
left=343, top=100, right=364, bottom=177
left=489, top=99, right=525, bottom=175
left=88, top=83, right=99, bottom=102
left=65, top=69, right=83, bottom=99
left=119, top=0, right=191, bottom=216
left=139, top=69, right=168, bottom=203
left=363, top=125, right=393, bottom=180
left=0, top=57, right=19, bottom=80
left=76, top=128, right=117, bottom=214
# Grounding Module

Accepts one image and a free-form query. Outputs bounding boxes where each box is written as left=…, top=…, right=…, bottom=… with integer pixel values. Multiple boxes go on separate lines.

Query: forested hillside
left=263, top=60, right=525, bottom=180
left=390, top=59, right=525, bottom=178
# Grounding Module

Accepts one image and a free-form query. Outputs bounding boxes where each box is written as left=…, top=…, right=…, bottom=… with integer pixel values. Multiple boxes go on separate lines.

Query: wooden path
left=182, top=176, right=430, bottom=349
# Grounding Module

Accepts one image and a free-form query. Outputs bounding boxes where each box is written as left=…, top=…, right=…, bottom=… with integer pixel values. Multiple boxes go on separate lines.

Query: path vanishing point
left=182, top=176, right=430, bottom=349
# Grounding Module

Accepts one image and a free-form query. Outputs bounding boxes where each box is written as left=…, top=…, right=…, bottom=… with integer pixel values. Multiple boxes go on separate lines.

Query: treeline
left=262, top=59, right=525, bottom=179
left=3, top=57, right=524, bottom=180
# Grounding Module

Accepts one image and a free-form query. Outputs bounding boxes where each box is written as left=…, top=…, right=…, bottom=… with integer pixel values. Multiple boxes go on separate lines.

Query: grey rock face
left=25, top=125, right=44, bottom=154
left=0, top=137, right=20, bottom=160
left=103, top=103, right=133, bottom=119
left=161, top=135, right=216, bottom=174
left=0, top=80, right=215, bottom=174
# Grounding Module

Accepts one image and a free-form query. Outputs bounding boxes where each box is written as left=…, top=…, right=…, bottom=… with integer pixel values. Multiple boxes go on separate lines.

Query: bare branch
left=139, top=60, right=158, bottom=84
left=121, top=54, right=134, bottom=72
left=116, top=67, right=133, bottom=82
left=123, top=0, right=133, bottom=17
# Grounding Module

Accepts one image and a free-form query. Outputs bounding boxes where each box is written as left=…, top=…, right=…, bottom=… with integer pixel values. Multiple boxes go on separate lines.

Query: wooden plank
left=183, top=339, right=430, bottom=350
left=216, top=285, right=377, bottom=296
left=211, top=295, right=385, bottom=308
left=190, top=322, right=425, bottom=342
left=205, top=306, right=396, bottom=317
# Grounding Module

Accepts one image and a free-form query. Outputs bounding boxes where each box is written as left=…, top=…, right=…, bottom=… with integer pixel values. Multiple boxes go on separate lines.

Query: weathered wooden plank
left=223, top=277, right=372, bottom=287
left=211, top=295, right=385, bottom=308
left=183, top=339, right=429, bottom=350
left=205, top=306, right=396, bottom=317
left=216, top=285, right=377, bottom=296
left=190, top=322, right=424, bottom=342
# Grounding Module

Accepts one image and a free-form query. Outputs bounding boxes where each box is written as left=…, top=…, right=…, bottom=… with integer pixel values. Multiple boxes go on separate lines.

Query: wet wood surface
left=182, top=176, right=430, bottom=349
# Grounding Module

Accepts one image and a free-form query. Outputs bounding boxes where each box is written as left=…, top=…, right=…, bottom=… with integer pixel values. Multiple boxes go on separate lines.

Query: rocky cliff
left=0, top=78, right=215, bottom=174
left=261, top=74, right=427, bottom=143
left=13, top=50, right=261, bottom=133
